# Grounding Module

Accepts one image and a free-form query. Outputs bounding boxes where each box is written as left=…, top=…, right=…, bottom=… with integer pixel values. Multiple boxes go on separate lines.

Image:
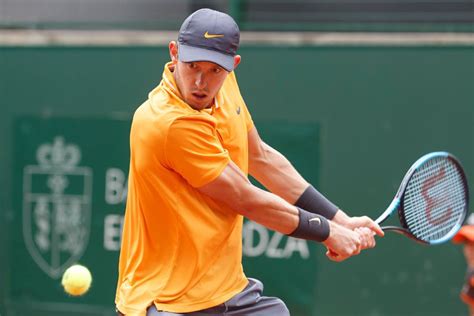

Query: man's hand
left=323, top=221, right=362, bottom=262
left=334, top=211, right=384, bottom=235
left=347, top=215, right=383, bottom=251
left=343, top=215, right=384, bottom=236
left=332, top=211, right=384, bottom=250
left=355, top=227, right=377, bottom=250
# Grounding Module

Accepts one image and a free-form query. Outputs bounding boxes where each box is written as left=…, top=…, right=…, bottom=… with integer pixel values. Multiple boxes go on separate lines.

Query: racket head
left=396, top=152, right=469, bottom=244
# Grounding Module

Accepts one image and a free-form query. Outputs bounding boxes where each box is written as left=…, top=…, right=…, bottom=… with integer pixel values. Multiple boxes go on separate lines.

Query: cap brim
left=178, top=44, right=234, bottom=72
left=452, top=226, right=474, bottom=244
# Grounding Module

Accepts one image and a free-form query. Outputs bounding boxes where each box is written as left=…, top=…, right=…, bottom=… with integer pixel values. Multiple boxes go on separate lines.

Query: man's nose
left=195, top=73, right=206, bottom=89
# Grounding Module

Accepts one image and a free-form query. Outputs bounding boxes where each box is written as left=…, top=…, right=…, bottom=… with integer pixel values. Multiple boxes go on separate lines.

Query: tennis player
left=453, top=213, right=474, bottom=315
left=115, top=8, right=383, bottom=316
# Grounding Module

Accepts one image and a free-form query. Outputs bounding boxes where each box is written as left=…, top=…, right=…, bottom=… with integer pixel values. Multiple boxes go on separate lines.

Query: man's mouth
left=192, top=92, right=207, bottom=99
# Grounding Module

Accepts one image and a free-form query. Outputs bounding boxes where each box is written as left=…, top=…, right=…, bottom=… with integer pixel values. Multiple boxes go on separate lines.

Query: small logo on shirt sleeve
left=236, top=106, right=241, bottom=115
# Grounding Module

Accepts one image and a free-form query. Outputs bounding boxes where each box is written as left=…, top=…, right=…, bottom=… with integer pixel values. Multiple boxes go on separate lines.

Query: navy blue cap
left=178, top=8, right=240, bottom=72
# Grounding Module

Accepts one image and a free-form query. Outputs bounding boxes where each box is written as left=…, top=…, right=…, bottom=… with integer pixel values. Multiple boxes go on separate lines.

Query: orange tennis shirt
left=115, top=62, right=254, bottom=315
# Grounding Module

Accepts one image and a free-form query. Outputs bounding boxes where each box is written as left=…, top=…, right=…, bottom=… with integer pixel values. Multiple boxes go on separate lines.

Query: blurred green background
left=1, top=44, right=472, bottom=316
left=1, top=1, right=473, bottom=315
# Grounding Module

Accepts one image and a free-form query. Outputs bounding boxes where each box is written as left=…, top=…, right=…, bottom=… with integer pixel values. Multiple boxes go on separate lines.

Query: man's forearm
left=249, top=142, right=341, bottom=220
left=294, top=185, right=339, bottom=220
left=249, top=141, right=309, bottom=203
left=233, top=183, right=300, bottom=234
left=237, top=185, right=330, bottom=242
left=332, top=209, right=350, bottom=225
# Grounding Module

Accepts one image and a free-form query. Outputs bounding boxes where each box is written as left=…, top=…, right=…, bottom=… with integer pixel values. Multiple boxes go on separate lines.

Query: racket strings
left=405, top=173, right=465, bottom=223
left=403, top=157, right=466, bottom=242
left=405, top=161, right=465, bottom=240
left=411, top=182, right=465, bottom=225
left=407, top=162, right=465, bottom=239
left=409, top=192, right=465, bottom=241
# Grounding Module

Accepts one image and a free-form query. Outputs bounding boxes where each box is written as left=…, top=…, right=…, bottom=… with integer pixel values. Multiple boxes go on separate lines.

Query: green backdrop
left=0, top=44, right=473, bottom=316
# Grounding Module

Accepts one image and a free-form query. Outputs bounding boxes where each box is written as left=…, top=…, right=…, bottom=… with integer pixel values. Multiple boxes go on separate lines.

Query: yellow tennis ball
left=61, top=264, right=92, bottom=296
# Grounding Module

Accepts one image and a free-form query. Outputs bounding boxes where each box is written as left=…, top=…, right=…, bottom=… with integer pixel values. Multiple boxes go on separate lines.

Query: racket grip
left=380, top=226, right=428, bottom=244
left=380, top=226, right=404, bottom=231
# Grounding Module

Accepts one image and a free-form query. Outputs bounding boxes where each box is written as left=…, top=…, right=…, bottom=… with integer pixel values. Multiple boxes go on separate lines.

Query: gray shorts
left=147, top=278, right=290, bottom=316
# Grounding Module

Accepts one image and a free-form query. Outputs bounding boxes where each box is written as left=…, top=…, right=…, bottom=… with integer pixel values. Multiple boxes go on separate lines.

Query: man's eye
left=189, top=63, right=197, bottom=69
left=213, top=68, right=221, bottom=74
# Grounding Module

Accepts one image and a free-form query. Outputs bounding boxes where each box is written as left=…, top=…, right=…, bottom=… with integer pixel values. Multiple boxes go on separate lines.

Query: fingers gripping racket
left=376, top=152, right=469, bottom=245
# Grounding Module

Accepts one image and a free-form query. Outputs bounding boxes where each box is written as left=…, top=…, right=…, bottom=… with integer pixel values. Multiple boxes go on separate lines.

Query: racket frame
left=375, top=151, right=469, bottom=245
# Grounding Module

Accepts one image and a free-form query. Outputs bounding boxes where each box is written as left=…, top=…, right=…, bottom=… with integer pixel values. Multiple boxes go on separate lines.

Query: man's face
left=173, top=60, right=228, bottom=110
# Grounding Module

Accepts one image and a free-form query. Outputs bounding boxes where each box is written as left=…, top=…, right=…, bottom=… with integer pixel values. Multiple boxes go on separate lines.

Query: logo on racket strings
left=421, top=166, right=453, bottom=226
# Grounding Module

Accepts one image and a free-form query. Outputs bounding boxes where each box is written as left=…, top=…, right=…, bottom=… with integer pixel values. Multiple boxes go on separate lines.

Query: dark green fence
left=0, top=0, right=473, bottom=32
left=0, top=44, right=473, bottom=316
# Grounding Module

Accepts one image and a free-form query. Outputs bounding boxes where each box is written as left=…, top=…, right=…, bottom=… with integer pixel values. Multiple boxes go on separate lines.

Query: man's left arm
left=247, top=126, right=383, bottom=236
left=247, top=126, right=308, bottom=204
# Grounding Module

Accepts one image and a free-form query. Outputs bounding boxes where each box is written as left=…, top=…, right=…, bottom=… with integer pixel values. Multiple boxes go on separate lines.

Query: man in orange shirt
left=453, top=214, right=474, bottom=316
left=115, top=8, right=383, bottom=316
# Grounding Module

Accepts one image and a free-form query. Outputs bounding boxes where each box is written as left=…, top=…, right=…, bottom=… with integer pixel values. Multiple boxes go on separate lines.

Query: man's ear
left=233, top=55, right=241, bottom=70
left=169, top=41, right=178, bottom=64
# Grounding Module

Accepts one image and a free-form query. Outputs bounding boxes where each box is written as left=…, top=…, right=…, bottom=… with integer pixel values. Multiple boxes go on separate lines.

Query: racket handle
left=381, top=226, right=405, bottom=232
left=380, top=226, right=428, bottom=244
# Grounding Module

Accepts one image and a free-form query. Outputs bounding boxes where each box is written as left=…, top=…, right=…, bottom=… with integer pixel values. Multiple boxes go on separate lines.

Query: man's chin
left=187, top=98, right=212, bottom=110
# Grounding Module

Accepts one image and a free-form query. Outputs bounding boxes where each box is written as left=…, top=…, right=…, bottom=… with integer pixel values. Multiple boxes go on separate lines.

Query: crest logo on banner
left=23, top=136, right=93, bottom=279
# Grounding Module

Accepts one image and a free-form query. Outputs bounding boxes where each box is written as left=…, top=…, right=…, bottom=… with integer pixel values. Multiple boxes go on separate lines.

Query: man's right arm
left=197, top=160, right=366, bottom=261
left=164, top=116, right=369, bottom=261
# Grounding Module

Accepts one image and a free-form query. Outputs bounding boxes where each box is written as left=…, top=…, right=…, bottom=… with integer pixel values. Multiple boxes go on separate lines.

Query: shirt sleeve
left=229, top=71, right=254, bottom=132
left=242, top=102, right=254, bottom=132
left=165, top=115, right=230, bottom=188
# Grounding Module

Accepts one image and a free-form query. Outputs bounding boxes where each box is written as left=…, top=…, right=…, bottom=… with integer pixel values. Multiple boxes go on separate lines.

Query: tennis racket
left=376, top=151, right=469, bottom=245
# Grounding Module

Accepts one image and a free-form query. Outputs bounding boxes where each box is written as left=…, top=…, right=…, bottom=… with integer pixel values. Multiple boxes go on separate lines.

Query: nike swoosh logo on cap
left=204, top=31, right=224, bottom=39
